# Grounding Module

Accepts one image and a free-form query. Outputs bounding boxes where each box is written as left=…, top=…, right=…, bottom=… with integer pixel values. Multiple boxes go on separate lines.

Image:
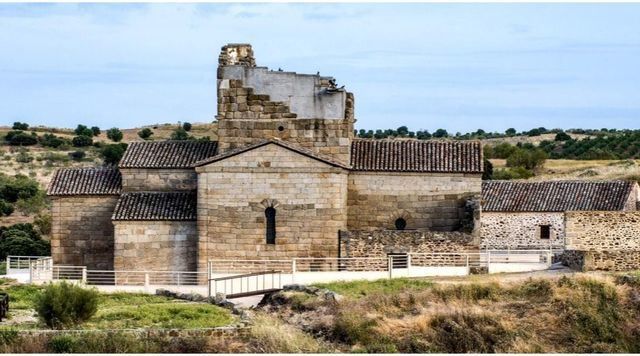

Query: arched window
left=395, top=218, right=407, bottom=230
left=265, top=207, right=276, bottom=244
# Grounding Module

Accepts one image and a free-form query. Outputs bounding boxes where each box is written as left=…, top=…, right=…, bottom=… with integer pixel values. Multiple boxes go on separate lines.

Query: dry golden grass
left=490, top=158, right=640, bottom=182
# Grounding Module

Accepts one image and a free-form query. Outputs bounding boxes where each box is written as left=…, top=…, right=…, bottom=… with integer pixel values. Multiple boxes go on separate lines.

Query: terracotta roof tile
left=112, top=191, right=196, bottom=221
left=482, top=180, right=636, bottom=212
left=350, top=139, right=483, bottom=173
left=47, top=167, right=121, bottom=196
left=119, top=141, right=218, bottom=168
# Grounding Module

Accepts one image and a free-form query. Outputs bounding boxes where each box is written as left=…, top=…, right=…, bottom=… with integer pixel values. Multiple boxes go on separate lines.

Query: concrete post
left=28, top=260, right=33, bottom=284
left=388, top=257, right=393, bottom=279
left=292, top=259, right=297, bottom=284
left=144, top=273, right=150, bottom=287
left=5, top=258, right=9, bottom=275
left=82, top=268, right=87, bottom=284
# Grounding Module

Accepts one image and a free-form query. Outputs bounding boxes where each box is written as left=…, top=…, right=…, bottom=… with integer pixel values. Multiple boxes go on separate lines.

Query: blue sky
left=1, top=3, right=639, bottom=133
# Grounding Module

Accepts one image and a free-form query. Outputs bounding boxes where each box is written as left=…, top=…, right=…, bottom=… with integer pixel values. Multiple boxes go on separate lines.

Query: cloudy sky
left=1, top=3, right=639, bottom=133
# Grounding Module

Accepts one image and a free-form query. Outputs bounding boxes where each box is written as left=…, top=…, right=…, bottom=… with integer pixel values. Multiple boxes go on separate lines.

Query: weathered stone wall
left=216, top=78, right=353, bottom=164
left=565, top=211, right=640, bottom=251
left=113, top=221, right=198, bottom=271
left=196, top=144, right=348, bottom=272
left=480, top=212, right=565, bottom=249
left=120, top=168, right=196, bottom=192
left=562, top=250, right=640, bottom=272
left=50, top=196, right=118, bottom=270
left=347, top=172, right=481, bottom=231
left=340, top=229, right=476, bottom=257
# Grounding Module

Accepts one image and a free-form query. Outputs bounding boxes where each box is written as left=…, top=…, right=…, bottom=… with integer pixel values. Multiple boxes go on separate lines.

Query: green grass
left=313, top=277, right=434, bottom=298
left=0, top=281, right=234, bottom=330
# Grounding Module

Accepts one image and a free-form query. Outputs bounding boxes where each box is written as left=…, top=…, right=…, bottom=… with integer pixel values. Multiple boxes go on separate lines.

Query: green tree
left=505, top=128, right=516, bottom=136
left=90, top=126, right=101, bottom=136
left=101, top=143, right=128, bottom=165
left=74, top=125, right=93, bottom=137
left=12, top=122, right=29, bottom=130
left=106, top=128, right=123, bottom=142
left=72, top=135, right=92, bottom=147
left=555, top=132, right=572, bottom=141
left=137, top=128, right=153, bottom=140
left=433, top=129, right=449, bottom=138
left=482, top=159, right=494, bottom=180
left=170, top=128, right=191, bottom=140
left=506, top=148, right=547, bottom=171
left=5, top=131, right=38, bottom=146
left=182, top=122, right=192, bottom=132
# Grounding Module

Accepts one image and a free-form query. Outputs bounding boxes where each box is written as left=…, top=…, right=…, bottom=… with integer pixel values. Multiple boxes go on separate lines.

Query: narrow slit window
left=540, top=225, right=551, bottom=240
left=395, top=218, right=407, bottom=230
left=265, top=207, right=276, bottom=244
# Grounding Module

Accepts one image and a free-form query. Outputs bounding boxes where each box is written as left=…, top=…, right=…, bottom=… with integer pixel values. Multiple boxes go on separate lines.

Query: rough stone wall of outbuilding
left=340, top=230, right=476, bottom=257
left=113, top=221, right=198, bottom=272
left=196, top=144, right=349, bottom=272
left=50, top=196, right=118, bottom=270
left=561, top=250, right=640, bottom=272
left=565, top=211, right=640, bottom=251
left=347, top=172, right=481, bottom=232
left=120, top=168, right=197, bottom=192
left=480, top=212, right=565, bottom=249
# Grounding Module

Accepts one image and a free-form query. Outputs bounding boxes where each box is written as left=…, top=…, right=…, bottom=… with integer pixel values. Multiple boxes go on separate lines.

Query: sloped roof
left=47, top=167, right=122, bottom=196
left=482, top=180, right=636, bottom=212
left=112, top=191, right=197, bottom=221
left=119, top=141, right=218, bottom=169
left=192, top=139, right=350, bottom=169
left=350, top=140, right=483, bottom=173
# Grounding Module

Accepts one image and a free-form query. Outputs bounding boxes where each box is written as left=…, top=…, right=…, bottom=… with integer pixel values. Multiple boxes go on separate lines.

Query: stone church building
left=47, top=44, right=484, bottom=273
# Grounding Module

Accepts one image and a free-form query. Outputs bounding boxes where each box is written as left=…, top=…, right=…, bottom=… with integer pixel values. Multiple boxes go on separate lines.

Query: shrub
left=14, top=151, right=32, bottom=163
left=14, top=190, right=48, bottom=215
left=100, top=143, right=127, bottom=165
left=137, top=128, right=153, bottom=140
left=0, top=200, right=13, bottom=216
left=0, top=174, right=39, bottom=203
left=424, top=312, right=512, bottom=353
left=90, top=126, right=101, bottom=136
left=74, top=124, right=93, bottom=137
left=0, top=235, right=50, bottom=259
left=170, top=127, right=191, bottom=140
left=182, top=122, right=192, bottom=131
left=72, top=135, right=92, bottom=147
left=555, top=132, right=572, bottom=141
left=5, top=131, right=38, bottom=146
left=11, top=122, right=29, bottom=130
left=34, top=214, right=52, bottom=235
left=35, top=282, right=99, bottom=329
left=482, top=159, right=493, bottom=180
left=106, top=128, right=123, bottom=142
left=47, top=334, right=77, bottom=353
left=491, top=167, right=534, bottom=180
left=0, top=328, right=18, bottom=346
left=68, top=150, right=86, bottom=161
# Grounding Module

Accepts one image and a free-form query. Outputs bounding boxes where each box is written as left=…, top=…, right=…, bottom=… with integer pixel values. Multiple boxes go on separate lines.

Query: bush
left=12, top=122, right=29, bottom=130
left=34, top=214, right=52, bottom=235
left=40, top=134, right=69, bottom=148
left=35, top=282, right=99, bottom=329
left=74, top=124, right=93, bottom=137
left=14, top=151, right=33, bottom=163
left=137, top=128, right=153, bottom=140
left=72, top=135, right=92, bottom=147
left=170, top=127, right=191, bottom=140
left=14, top=190, right=48, bottom=215
left=482, top=159, right=493, bottom=180
left=182, top=122, right=192, bottom=131
left=491, top=167, right=534, bottom=180
left=0, top=235, right=50, bottom=260
left=100, top=143, right=127, bottom=165
left=5, top=131, right=38, bottom=146
left=506, top=148, right=547, bottom=171
left=106, top=128, right=123, bottom=142
left=47, top=334, right=76, bottom=353
left=68, top=151, right=86, bottom=161
left=90, top=126, right=101, bottom=136
left=0, top=174, right=39, bottom=203
left=555, top=132, right=572, bottom=141
left=0, top=200, right=13, bottom=216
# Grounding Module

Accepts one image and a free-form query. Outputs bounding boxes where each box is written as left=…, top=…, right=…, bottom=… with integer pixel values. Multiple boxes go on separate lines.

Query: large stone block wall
left=50, top=196, right=118, bottom=270
left=347, top=172, right=481, bottom=231
left=196, top=144, right=348, bottom=272
left=565, top=211, right=640, bottom=251
left=120, top=168, right=197, bottom=191
left=113, top=221, right=198, bottom=271
left=216, top=78, right=353, bottom=164
left=480, top=212, right=565, bottom=249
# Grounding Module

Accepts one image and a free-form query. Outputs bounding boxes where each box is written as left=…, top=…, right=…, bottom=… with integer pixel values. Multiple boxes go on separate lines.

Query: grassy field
left=0, top=279, right=234, bottom=330
left=492, top=158, right=640, bottom=182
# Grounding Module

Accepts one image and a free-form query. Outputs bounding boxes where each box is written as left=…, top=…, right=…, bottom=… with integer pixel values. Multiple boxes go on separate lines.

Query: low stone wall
left=562, top=249, right=640, bottom=272
left=339, top=229, right=477, bottom=259
left=565, top=211, right=640, bottom=250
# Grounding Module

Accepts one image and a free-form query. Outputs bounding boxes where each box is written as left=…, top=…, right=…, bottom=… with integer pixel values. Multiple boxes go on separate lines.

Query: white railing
left=6, top=255, right=45, bottom=272
left=84, top=270, right=206, bottom=286
left=209, top=270, right=282, bottom=298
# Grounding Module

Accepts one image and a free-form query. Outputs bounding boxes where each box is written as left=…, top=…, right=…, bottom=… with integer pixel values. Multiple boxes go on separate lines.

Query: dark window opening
left=265, top=207, right=276, bottom=244
left=395, top=218, right=407, bottom=230
left=540, top=225, right=551, bottom=239
left=388, top=253, right=408, bottom=269
left=277, top=125, right=285, bottom=132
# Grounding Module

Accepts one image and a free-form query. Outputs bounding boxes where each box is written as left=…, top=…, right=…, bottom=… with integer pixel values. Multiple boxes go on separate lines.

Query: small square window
left=540, top=225, right=551, bottom=239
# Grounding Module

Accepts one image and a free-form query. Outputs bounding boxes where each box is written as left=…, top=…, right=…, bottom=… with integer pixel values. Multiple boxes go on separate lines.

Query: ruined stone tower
left=216, top=43, right=355, bottom=164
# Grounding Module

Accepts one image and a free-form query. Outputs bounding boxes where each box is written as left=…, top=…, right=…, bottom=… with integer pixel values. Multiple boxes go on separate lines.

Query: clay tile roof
left=47, top=167, right=122, bottom=196
left=350, top=139, right=483, bottom=173
left=192, top=139, right=350, bottom=169
left=482, top=180, right=637, bottom=212
left=112, top=191, right=197, bottom=221
left=119, top=141, right=218, bottom=168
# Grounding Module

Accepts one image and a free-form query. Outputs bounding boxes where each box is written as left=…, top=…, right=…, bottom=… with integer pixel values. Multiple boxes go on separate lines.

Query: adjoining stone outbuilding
left=481, top=180, right=640, bottom=250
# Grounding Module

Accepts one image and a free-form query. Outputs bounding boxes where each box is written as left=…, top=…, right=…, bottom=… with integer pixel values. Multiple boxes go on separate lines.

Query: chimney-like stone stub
left=219, top=43, right=256, bottom=67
